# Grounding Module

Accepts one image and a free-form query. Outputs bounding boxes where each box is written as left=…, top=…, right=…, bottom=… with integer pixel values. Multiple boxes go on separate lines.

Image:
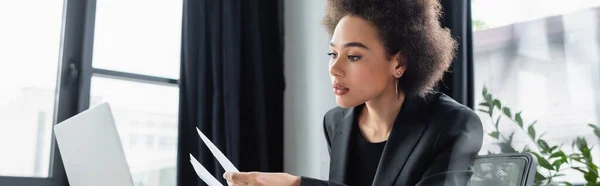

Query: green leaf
left=538, top=140, right=550, bottom=152
left=492, top=99, right=502, bottom=110
left=477, top=108, right=489, bottom=114
left=531, top=152, right=554, bottom=170
left=555, top=151, right=568, bottom=163
left=535, top=172, right=546, bottom=181
left=589, top=123, right=600, bottom=139
left=499, top=133, right=517, bottom=153
left=582, top=148, right=592, bottom=159
left=502, top=107, right=512, bottom=118
left=478, top=99, right=488, bottom=105
left=494, top=116, right=501, bottom=129
left=485, top=94, right=492, bottom=102
left=583, top=171, right=597, bottom=183
left=587, top=164, right=599, bottom=178
left=515, top=112, right=524, bottom=128
left=572, top=167, right=588, bottom=174
left=550, top=151, right=565, bottom=159
left=549, top=146, right=558, bottom=153
left=569, top=154, right=584, bottom=162
left=482, top=86, right=488, bottom=98
left=561, top=181, right=573, bottom=186
left=575, top=137, right=589, bottom=151
left=478, top=102, right=493, bottom=111
left=489, top=131, right=499, bottom=139
left=539, top=161, right=555, bottom=171
left=552, top=159, right=564, bottom=170
left=499, top=142, right=517, bottom=153
left=528, top=123, right=537, bottom=141
left=584, top=174, right=593, bottom=183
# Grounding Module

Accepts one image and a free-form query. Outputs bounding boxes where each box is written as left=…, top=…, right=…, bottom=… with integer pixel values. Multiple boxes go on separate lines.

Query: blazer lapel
left=328, top=105, right=359, bottom=183
left=372, top=96, right=429, bottom=186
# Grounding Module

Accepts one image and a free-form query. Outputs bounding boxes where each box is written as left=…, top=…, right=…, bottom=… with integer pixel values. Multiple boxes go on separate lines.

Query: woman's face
left=329, top=15, right=403, bottom=108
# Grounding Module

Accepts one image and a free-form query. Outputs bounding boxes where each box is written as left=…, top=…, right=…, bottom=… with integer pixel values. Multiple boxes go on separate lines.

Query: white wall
left=283, top=0, right=336, bottom=180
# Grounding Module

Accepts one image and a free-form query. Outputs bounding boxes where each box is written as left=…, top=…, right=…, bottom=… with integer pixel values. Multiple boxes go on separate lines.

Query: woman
left=224, top=0, right=483, bottom=185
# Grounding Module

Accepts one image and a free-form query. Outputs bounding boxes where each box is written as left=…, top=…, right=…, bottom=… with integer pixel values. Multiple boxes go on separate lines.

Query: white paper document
left=189, top=154, right=223, bottom=186
left=196, top=127, right=240, bottom=172
left=189, top=127, right=240, bottom=186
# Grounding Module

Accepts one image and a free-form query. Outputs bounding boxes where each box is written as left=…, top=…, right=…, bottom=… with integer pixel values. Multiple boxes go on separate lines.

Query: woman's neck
left=359, top=88, right=405, bottom=142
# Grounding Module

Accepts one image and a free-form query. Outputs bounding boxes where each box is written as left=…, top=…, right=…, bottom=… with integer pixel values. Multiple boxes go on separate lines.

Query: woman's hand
left=223, top=172, right=300, bottom=186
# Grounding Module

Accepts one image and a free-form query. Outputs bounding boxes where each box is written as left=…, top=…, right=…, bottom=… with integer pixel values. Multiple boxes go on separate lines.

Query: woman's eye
left=348, top=55, right=361, bottom=61
left=327, top=52, right=338, bottom=59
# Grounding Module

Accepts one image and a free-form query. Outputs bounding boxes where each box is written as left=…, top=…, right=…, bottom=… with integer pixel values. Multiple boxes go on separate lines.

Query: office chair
left=469, top=153, right=538, bottom=186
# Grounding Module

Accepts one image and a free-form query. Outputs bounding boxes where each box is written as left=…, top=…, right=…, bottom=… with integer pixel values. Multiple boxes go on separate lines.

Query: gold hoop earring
left=395, top=71, right=402, bottom=100
left=395, top=78, right=399, bottom=100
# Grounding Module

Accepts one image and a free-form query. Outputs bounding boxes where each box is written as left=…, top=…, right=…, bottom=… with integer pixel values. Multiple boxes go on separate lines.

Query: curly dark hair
left=322, top=0, right=457, bottom=97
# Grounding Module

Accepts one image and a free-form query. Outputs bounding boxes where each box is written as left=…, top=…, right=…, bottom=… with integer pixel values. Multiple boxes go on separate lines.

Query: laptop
left=54, top=103, right=134, bottom=186
left=54, top=102, right=238, bottom=186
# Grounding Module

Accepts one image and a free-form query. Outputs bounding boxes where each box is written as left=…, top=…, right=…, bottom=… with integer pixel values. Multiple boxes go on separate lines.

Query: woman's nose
left=329, top=59, right=344, bottom=77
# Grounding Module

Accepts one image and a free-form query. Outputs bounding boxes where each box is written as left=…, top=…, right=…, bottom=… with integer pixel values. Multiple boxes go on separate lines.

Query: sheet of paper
left=189, top=154, right=224, bottom=186
left=196, top=127, right=240, bottom=172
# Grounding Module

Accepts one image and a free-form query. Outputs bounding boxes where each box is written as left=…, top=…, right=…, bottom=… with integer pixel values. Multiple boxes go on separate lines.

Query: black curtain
left=440, top=0, right=475, bottom=109
left=176, top=0, right=285, bottom=185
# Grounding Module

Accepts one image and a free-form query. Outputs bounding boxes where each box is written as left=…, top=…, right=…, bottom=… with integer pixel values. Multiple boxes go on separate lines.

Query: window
left=0, top=0, right=182, bottom=186
left=130, top=133, right=140, bottom=147
left=88, top=1, right=182, bottom=186
left=92, top=0, right=182, bottom=79
left=0, top=0, right=63, bottom=178
left=159, top=136, right=176, bottom=151
left=473, top=0, right=600, bottom=184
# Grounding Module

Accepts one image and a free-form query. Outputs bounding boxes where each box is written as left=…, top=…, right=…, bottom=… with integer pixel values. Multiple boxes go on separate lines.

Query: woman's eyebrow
left=330, top=42, right=370, bottom=50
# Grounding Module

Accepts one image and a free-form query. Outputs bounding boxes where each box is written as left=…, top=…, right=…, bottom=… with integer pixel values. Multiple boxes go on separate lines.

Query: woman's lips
left=333, top=84, right=349, bottom=96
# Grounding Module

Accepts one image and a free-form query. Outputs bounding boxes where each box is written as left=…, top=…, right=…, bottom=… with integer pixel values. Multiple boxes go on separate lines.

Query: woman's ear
left=391, top=52, right=407, bottom=78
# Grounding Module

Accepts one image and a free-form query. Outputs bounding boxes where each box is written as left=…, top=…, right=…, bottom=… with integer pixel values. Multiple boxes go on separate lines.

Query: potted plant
left=478, top=85, right=600, bottom=186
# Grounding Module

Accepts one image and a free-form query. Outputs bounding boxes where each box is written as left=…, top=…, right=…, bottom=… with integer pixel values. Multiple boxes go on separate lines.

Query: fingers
left=224, top=172, right=264, bottom=186
left=224, top=172, right=250, bottom=184
left=227, top=181, right=245, bottom=186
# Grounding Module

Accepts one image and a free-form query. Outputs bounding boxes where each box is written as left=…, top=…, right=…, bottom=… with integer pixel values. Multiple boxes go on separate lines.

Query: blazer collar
left=328, top=103, right=360, bottom=183
left=328, top=95, right=429, bottom=185
left=372, top=95, right=429, bottom=185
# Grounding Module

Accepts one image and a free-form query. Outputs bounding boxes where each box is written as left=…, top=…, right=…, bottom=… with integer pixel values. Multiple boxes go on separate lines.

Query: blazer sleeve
left=415, top=108, right=484, bottom=186
left=298, top=114, right=348, bottom=186
left=323, top=115, right=332, bottom=155
left=300, top=177, right=347, bottom=186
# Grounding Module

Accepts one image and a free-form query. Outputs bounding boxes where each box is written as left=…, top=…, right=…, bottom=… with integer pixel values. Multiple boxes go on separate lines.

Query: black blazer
left=301, top=93, right=483, bottom=186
